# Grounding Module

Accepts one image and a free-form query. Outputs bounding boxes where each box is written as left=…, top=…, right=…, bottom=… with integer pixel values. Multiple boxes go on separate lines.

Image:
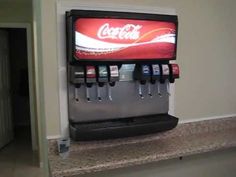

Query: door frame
left=0, top=23, right=38, bottom=151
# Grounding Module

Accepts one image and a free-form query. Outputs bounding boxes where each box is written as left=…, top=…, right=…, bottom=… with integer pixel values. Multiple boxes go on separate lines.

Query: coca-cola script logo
left=74, top=18, right=176, bottom=60
left=97, top=23, right=142, bottom=40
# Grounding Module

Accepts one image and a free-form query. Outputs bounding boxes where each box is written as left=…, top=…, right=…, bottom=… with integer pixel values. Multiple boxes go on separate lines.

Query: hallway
left=0, top=128, right=43, bottom=177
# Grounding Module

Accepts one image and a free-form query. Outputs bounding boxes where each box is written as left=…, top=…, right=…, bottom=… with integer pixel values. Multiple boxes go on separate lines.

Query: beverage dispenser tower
left=66, top=10, right=180, bottom=141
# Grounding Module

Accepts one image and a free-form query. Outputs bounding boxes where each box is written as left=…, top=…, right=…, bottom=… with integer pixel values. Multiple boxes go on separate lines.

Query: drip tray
left=70, top=114, right=179, bottom=141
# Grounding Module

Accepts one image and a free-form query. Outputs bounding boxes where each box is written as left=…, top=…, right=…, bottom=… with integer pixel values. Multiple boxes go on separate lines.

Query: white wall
left=173, top=0, right=236, bottom=120
left=41, top=0, right=236, bottom=136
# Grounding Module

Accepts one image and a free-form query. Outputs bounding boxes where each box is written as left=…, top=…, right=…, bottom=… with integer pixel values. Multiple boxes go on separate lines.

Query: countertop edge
left=51, top=142, right=236, bottom=177
left=49, top=117, right=236, bottom=177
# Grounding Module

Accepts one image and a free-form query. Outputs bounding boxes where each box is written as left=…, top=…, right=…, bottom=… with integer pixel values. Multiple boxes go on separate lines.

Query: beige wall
left=41, top=0, right=236, bottom=136
left=0, top=1, right=32, bottom=23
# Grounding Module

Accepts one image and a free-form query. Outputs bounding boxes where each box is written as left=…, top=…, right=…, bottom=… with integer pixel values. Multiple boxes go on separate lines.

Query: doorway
left=0, top=27, right=41, bottom=176
left=9, top=28, right=31, bottom=143
left=0, top=28, right=32, bottom=148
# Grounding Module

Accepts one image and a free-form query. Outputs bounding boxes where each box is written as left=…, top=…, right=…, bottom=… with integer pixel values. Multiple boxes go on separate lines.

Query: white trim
left=47, top=135, right=62, bottom=140
left=179, top=114, right=236, bottom=124
left=0, top=23, right=38, bottom=151
left=57, top=1, right=177, bottom=138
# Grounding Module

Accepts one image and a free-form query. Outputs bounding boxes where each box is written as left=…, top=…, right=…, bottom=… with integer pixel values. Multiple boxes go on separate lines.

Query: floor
left=0, top=127, right=44, bottom=177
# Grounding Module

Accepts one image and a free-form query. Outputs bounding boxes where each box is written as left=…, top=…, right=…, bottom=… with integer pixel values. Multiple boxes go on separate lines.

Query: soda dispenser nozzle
left=75, top=84, right=80, bottom=102
left=151, top=64, right=161, bottom=97
left=85, top=66, right=96, bottom=102
left=139, top=81, right=145, bottom=99
left=166, top=81, right=170, bottom=96
left=107, top=85, right=112, bottom=101
left=70, top=66, right=85, bottom=102
left=157, top=82, right=162, bottom=97
left=108, top=65, right=119, bottom=101
left=148, top=82, right=152, bottom=98
left=96, top=83, right=102, bottom=102
left=97, top=65, right=109, bottom=102
left=161, top=64, right=171, bottom=96
left=133, top=64, right=151, bottom=99
left=86, top=83, right=92, bottom=102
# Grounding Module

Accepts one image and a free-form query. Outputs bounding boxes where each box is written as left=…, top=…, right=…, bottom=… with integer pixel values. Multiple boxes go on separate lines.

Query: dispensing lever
left=107, top=84, right=112, bottom=101
left=161, top=64, right=171, bottom=96
left=85, top=66, right=96, bottom=102
left=75, top=88, right=79, bottom=101
left=148, top=83, right=152, bottom=98
left=70, top=66, right=85, bottom=102
left=157, top=82, right=162, bottom=97
left=151, top=64, right=161, bottom=97
left=166, top=80, right=171, bottom=96
left=169, top=64, right=180, bottom=83
left=138, top=84, right=144, bottom=99
left=86, top=87, right=91, bottom=102
left=75, top=84, right=80, bottom=102
left=167, top=64, right=180, bottom=96
left=97, top=65, right=109, bottom=102
left=133, top=64, right=151, bottom=99
left=97, top=86, right=102, bottom=101
left=108, top=65, right=119, bottom=101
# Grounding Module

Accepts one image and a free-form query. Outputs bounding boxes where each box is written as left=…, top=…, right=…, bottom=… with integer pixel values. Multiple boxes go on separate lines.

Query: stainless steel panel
left=68, top=81, right=169, bottom=122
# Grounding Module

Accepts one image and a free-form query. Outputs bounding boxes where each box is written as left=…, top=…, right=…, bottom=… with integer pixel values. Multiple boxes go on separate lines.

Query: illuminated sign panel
left=74, top=18, right=177, bottom=60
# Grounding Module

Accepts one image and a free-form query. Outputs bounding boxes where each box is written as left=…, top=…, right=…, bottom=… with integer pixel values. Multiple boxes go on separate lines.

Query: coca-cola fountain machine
left=66, top=10, right=180, bottom=141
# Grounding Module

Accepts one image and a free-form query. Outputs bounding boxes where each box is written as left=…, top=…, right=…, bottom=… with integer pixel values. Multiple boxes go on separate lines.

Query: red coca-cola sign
left=74, top=18, right=177, bottom=60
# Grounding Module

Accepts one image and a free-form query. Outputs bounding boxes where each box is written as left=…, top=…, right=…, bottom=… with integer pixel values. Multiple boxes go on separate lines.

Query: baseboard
left=179, top=114, right=236, bottom=124
left=47, top=135, right=62, bottom=140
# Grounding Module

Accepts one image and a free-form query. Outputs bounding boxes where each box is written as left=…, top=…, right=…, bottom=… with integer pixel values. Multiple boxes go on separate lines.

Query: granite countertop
left=48, top=117, right=236, bottom=177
